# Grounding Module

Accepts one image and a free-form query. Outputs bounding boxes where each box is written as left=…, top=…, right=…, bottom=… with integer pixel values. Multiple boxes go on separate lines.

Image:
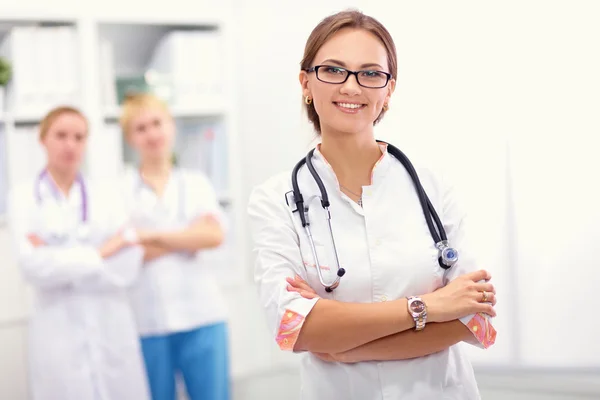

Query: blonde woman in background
left=7, top=106, right=151, bottom=400
left=119, top=93, right=230, bottom=400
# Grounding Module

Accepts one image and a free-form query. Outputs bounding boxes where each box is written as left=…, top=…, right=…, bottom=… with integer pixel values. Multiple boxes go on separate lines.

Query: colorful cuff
left=276, top=309, right=306, bottom=351
left=466, top=312, right=497, bottom=349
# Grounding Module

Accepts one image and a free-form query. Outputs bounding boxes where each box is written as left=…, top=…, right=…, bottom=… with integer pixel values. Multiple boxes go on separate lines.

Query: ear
left=299, top=70, right=311, bottom=98
left=384, top=78, right=396, bottom=106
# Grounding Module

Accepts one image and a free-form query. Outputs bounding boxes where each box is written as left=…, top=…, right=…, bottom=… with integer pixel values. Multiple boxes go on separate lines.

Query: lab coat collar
left=37, top=170, right=84, bottom=206
left=311, top=141, right=393, bottom=188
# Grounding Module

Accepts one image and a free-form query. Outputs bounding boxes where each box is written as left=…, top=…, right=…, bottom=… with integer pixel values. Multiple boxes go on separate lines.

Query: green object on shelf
left=0, top=57, right=12, bottom=86
left=116, top=76, right=149, bottom=104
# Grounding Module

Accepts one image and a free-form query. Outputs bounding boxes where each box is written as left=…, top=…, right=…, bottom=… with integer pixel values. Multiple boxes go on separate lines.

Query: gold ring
left=481, top=291, right=488, bottom=302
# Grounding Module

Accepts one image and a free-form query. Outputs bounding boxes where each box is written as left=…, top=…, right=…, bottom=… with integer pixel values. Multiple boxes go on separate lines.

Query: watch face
left=410, top=300, right=425, bottom=314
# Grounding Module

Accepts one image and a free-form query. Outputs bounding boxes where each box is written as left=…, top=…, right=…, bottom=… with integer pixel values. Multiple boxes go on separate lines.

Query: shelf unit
left=0, top=9, right=246, bottom=312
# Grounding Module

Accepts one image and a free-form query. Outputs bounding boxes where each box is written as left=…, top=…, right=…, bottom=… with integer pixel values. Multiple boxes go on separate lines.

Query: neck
left=319, top=130, right=382, bottom=186
left=139, top=157, right=172, bottom=179
left=46, top=165, right=78, bottom=196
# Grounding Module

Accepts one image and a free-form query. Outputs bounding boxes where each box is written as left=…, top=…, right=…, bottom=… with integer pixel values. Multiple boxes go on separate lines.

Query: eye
left=360, top=70, right=380, bottom=78
left=323, top=66, right=345, bottom=75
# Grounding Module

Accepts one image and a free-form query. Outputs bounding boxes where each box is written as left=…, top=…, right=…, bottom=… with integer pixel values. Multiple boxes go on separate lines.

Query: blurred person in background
left=247, top=10, right=497, bottom=400
left=119, top=93, right=230, bottom=400
left=7, top=106, right=151, bottom=400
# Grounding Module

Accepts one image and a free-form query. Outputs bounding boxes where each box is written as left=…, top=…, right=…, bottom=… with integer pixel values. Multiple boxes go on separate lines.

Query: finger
left=293, top=275, right=316, bottom=292
left=313, top=353, right=333, bottom=362
left=477, top=291, right=496, bottom=305
left=299, top=290, right=318, bottom=299
left=294, top=274, right=308, bottom=284
left=473, top=282, right=495, bottom=294
left=286, top=285, right=318, bottom=299
left=286, top=277, right=309, bottom=291
left=477, top=303, right=497, bottom=318
left=466, top=269, right=492, bottom=282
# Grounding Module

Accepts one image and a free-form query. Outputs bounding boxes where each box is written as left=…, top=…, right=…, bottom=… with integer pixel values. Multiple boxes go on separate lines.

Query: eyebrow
left=320, top=59, right=385, bottom=70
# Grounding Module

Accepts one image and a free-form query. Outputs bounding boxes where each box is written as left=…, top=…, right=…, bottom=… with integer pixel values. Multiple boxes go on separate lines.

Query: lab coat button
left=381, top=295, right=388, bottom=302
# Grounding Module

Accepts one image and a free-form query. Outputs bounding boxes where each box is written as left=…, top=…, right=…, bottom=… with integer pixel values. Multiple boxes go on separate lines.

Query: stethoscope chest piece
left=436, top=240, right=458, bottom=269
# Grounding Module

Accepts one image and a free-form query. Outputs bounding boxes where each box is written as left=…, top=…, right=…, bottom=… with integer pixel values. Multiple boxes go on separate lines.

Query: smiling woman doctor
left=7, top=106, right=150, bottom=400
left=247, top=10, right=498, bottom=400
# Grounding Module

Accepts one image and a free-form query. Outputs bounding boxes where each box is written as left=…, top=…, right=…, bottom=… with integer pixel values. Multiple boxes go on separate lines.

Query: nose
left=147, top=125, right=163, bottom=140
left=340, top=73, right=362, bottom=96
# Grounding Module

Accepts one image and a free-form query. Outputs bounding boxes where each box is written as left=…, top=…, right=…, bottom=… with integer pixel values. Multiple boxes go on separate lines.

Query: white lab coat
left=247, top=143, right=496, bottom=400
left=120, top=167, right=228, bottom=336
left=7, top=176, right=151, bottom=400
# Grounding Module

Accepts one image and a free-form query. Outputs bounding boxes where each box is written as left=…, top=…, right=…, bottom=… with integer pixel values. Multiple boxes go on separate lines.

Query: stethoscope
left=288, top=140, right=459, bottom=292
left=34, top=169, right=89, bottom=243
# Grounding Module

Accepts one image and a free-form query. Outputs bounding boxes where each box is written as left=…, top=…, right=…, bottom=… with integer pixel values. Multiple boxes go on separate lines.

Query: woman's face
left=41, top=113, right=88, bottom=174
left=300, top=28, right=395, bottom=136
left=126, top=107, right=175, bottom=162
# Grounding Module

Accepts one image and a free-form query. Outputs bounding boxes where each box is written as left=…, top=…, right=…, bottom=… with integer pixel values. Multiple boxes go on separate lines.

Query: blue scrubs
left=140, top=322, right=230, bottom=400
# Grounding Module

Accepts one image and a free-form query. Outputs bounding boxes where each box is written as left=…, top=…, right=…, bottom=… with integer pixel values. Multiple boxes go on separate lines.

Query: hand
left=422, top=269, right=497, bottom=323
left=286, top=275, right=319, bottom=299
left=98, top=232, right=128, bottom=259
left=313, top=351, right=360, bottom=364
left=135, top=229, right=160, bottom=246
left=27, top=233, right=46, bottom=248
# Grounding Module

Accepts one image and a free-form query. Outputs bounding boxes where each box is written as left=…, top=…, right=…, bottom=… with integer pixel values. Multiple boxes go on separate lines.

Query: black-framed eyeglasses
left=304, top=65, right=392, bottom=89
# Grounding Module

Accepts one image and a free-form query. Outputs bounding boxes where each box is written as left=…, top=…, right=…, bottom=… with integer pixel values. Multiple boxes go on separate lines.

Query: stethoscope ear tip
left=337, top=268, right=346, bottom=277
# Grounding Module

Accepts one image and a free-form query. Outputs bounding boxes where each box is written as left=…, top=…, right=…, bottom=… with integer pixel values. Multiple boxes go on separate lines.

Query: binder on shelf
left=0, top=25, right=80, bottom=118
left=146, top=29, right=225, bottom=108
left=174, top=118, right=229, bottom=198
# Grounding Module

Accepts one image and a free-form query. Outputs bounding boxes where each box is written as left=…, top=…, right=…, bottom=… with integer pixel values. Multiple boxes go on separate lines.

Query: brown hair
left=39, top=106, right=88, bottom=139
left=300, top=9, right=398, bottom=133
left=119, top=92, right=171, bottom=136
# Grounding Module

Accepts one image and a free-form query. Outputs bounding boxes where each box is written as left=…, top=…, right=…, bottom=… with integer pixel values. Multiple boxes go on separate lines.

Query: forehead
left=49, top=113, right=87, bottom=131
left=314, top=28, right=389, bottom=70
left=131, top=107, right=167, bottom=125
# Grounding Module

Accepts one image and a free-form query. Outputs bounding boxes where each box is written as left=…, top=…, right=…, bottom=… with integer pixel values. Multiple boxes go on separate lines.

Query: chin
left=330, top=119, right=372, bottom=136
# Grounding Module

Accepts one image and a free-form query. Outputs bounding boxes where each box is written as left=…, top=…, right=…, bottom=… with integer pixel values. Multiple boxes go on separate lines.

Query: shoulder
left=116, top=165, right=139, bottom=190
left=180, top=168, right=213, bottom=189
left=248, top=170, right=293, bottom=209
left=388, top=146, right=453, bottom=199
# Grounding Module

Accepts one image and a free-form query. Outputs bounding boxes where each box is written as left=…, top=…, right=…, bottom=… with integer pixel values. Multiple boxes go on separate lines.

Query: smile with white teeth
left=335, top=102, right=364, bottom=109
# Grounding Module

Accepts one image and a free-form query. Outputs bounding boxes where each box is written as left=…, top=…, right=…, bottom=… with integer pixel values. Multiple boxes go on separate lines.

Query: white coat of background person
left=6, top=106, right=151, bottom=400
left=247, top=10, right=498, bottom=400
left=117, top=93, right=230, bottom=400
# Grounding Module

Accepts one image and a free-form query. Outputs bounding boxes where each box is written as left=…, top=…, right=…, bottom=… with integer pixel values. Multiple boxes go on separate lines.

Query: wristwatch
left=407, top=296, right=428, bottom=331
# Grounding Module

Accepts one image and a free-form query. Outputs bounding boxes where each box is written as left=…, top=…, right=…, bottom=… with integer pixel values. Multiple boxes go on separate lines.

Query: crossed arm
left=136, top=214, right=224, bottom=262
left=286, top=274, right=496, bottom=363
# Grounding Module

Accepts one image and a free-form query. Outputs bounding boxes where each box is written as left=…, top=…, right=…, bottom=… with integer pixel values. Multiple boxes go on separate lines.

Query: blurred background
left=0, top=0, right=599, bottom=399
